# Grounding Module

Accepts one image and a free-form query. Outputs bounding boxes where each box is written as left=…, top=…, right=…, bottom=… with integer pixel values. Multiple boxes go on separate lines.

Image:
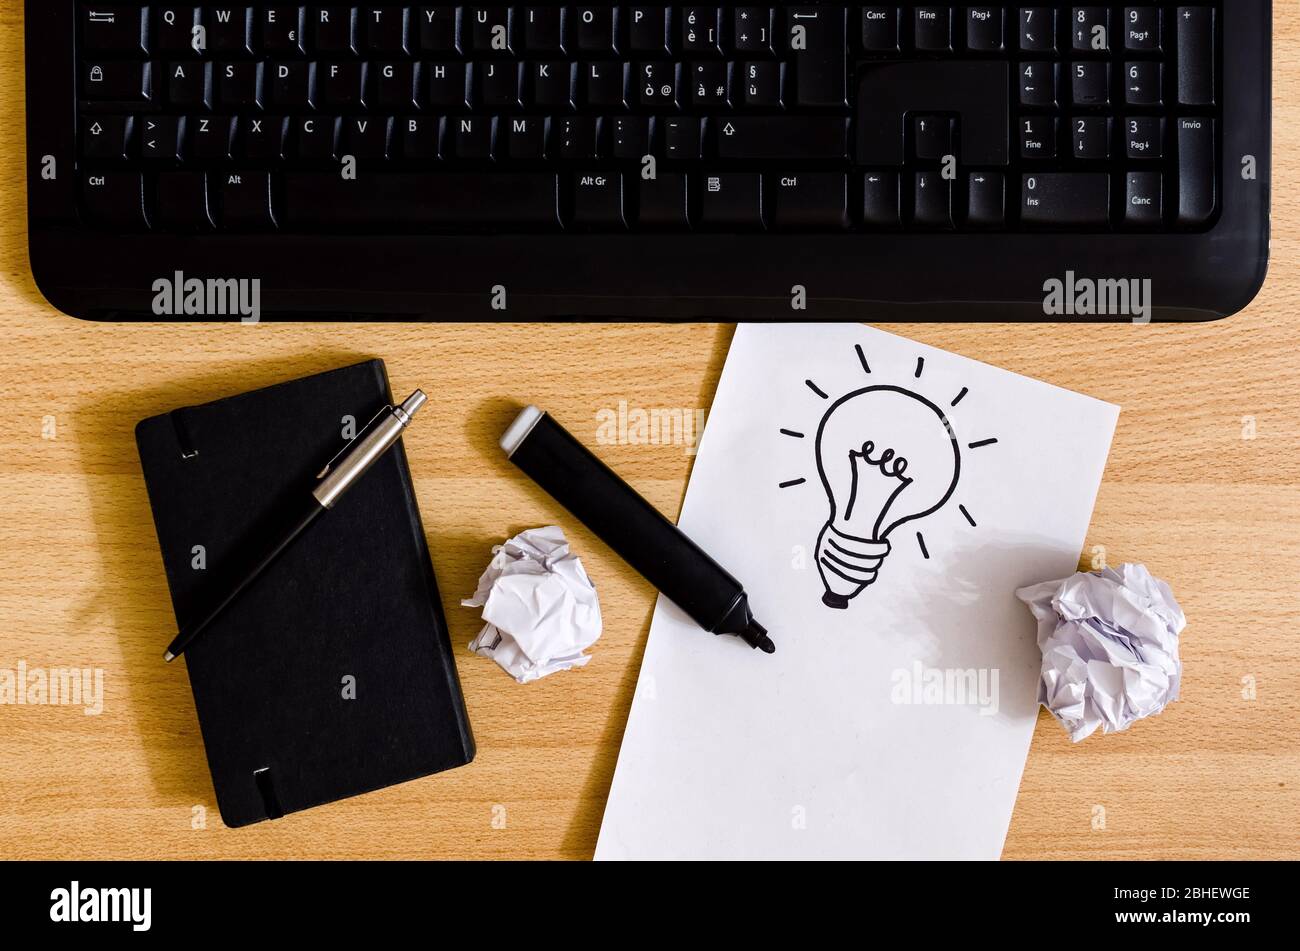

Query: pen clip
left=316, top=404, right=393, bottom=479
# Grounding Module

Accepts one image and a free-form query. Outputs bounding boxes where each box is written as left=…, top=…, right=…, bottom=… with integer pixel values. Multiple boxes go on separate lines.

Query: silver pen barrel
left=313, top=390, right=427, bottom=509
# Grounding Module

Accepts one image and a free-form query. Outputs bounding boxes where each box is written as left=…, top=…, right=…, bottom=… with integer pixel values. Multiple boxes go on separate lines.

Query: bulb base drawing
left=815, top=522, right=891, bottom=610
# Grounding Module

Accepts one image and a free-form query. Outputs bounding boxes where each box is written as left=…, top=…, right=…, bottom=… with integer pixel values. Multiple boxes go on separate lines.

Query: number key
left=1124, top=7, right=1161, bottom=52
left=1019, top=61, right=1056, bottom=107
left=1125, top=61, right=1162, bottom=106
left=1071, top=7, right=1109, bottom=53
left=1019, top=8, right=1054, bottom=53
left=1071, top=61, right=1108, bottom=106
left=1072, top=116, right=1109, bottom=159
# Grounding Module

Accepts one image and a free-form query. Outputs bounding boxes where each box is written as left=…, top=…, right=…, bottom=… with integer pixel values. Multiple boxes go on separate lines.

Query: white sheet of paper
left=595, top=324, right=1120, bottom=860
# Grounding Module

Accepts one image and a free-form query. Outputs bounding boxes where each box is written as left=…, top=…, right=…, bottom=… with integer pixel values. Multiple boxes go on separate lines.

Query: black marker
left=501, top=406, right=775, bottom=654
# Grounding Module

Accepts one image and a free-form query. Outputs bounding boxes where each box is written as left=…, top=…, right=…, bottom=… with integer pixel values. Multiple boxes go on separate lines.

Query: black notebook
left=135, top=360, right=474, bottom=827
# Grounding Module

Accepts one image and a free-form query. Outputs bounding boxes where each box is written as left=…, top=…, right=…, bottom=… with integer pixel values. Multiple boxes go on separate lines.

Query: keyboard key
left=531, top=61, right=575, bottom=109
left=262, top=7, right=306, bottom=54
left=861, top=7, right=899, bottom=53
left=912, top=170, right=952, bottom=228
left=206, top=6, right=253, bottom=55
left=584, top=61, right=626, bottom=109
left=789, top=6, right=845, bottom=107
left=320, top=61, right=367, bottom=108
left=83, top=6, right=149, bottom=55
left=525, top=6, right=567, bottom=53
left=1071, top=61, right=1107, bottom=106
left=83, top=115, right=132, bottom=161
left=690, top=62, right=729, bottom=108
left=861, top=171, right=899, bottom=226
left=452, top=115, right=493, bottom=159
left=1019, top=8, right=1054, bottom=53
left=342, top=116, right=391, bottom=160
left=168, top=61, right=211, bottom=107
left=295, top=115, right=339, bottom=160
left=1124, top=171, right=1162, bottom=227
left=770, top=173, right=848, bottom=230
left=1072, top=116, right=1109, bottom=159
left=740, top=61, right=781, bottom=107
left=365, top=6, right=411, bottom=53
left=82, top=170, right=149, bottom=229
left=914, top=8, right=952, bottom=53
left=661, top=116, right=701, bottom=160
left=913, top=116, right=953, bottom=161
left=375, top=61, right=421, bottom=110
left=220, top=170, right=277, bottom=230
left=311, top=7, right=357, bottom=54
left=966, top=171, right=1004, bottom=226
left=966, top=8, right=1003, bottom=52
left=218, top=61, right=264, bottom=108
left=575, top=6, right=619, bottom=55
left=681, top=7, right=720, bottom=55
left=629, top=7, right=670, bottom=55
left=283, top=173, right=560, bottom=227
left=429, top=62, right=470, bottom=109
left=1176, top=7, right=1215, bottom=105
left=84, top=61, right=152, bottom=100
left=1177, top=117, right=1215, bottom=225
left=1020, top=116, right=1055, bottom=159
left=1124, top=62, right=1162, bottom=106
left=612, top=116, right=650, bottom=159
left=1125, top=116, right=1162, bottom=159
left=156, top=171, right=215, bottom=231
left=243, top=115, right=288, bottom=161
left=572, top=172, right=626, bottom=229
left=270, top=61, right=311, bottom=108
left=638, top=61, right=678, bottom=108
left=401, top=116, right=441, bottom=158
left=504, top=115, right=547, bottom=159
left=699, top=173, right=762, bottom=228
left=733, top=8, right=773, bottom=55
left=141, top=116, right=184, bottom=161
left=637, top=173, right=689, bottom=227
left=1021, top=173, right=1108, bottom=226
left=467, top=7, right=512, bottom=53
left=1019, top=61, right=1055, bottom=107
left=478, top=61, right=523, bottom=109
left=157, top=7, right=203, bottom=55
left=417, top=6, right=460, bottom=52
left=1124, top=7, right=1161, bottom=52
left=1070, top=8, right=1109, bottom=53
left=556, top=116, right=599, bottom=159
left=715, top=116, right=848, bottom=160
left=193, top=115, right=236, bottom=160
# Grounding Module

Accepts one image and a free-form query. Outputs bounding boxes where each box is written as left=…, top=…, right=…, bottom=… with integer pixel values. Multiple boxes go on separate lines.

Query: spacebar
left=284, top=173, right=560, bottom=228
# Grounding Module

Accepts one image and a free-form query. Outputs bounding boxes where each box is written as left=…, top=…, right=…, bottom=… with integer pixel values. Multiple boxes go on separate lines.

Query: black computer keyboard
left=26, top=2, right=1271, bottom=320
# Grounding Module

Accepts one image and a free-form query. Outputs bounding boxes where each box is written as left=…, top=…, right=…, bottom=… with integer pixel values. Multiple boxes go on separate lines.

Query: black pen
left=164, top=390, right=428, bottom=662
left=501, top=406, right=774, bottom=654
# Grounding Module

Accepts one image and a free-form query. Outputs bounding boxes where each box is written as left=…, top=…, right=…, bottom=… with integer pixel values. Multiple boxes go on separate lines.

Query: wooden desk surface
left=1, top=9, right=1297, bottom=861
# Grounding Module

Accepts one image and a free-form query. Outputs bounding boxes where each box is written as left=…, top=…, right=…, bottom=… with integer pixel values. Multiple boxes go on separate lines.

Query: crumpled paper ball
left=1015, top=564, right=1185, bottom=742
left=462, top=526, right=602, bottom=684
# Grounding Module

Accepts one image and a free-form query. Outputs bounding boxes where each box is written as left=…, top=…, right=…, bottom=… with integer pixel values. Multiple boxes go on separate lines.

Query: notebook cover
left=135, top=360, right=474, bottom=827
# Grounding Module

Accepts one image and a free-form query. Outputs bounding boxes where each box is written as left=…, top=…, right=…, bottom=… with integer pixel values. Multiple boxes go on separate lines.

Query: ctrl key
left=82, top=171, right=149, bottom=230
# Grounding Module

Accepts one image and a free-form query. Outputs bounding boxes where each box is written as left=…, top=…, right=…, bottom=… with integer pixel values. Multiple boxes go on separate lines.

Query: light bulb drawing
left=780, top=347, right=999, bottom=610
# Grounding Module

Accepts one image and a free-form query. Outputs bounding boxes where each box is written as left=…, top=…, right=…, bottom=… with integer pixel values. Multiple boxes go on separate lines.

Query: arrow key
left=966, top=171, right=1004, bottom=227
left=913, top=116, right=953, bottom=162
left=82, top=115, right=133, bottom=160
left=139, top=116, right=184, bottom=161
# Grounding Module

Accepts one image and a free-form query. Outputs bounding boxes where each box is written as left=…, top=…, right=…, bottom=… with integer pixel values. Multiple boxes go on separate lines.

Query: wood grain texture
left=0, top=5, right=1297, bottom=860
